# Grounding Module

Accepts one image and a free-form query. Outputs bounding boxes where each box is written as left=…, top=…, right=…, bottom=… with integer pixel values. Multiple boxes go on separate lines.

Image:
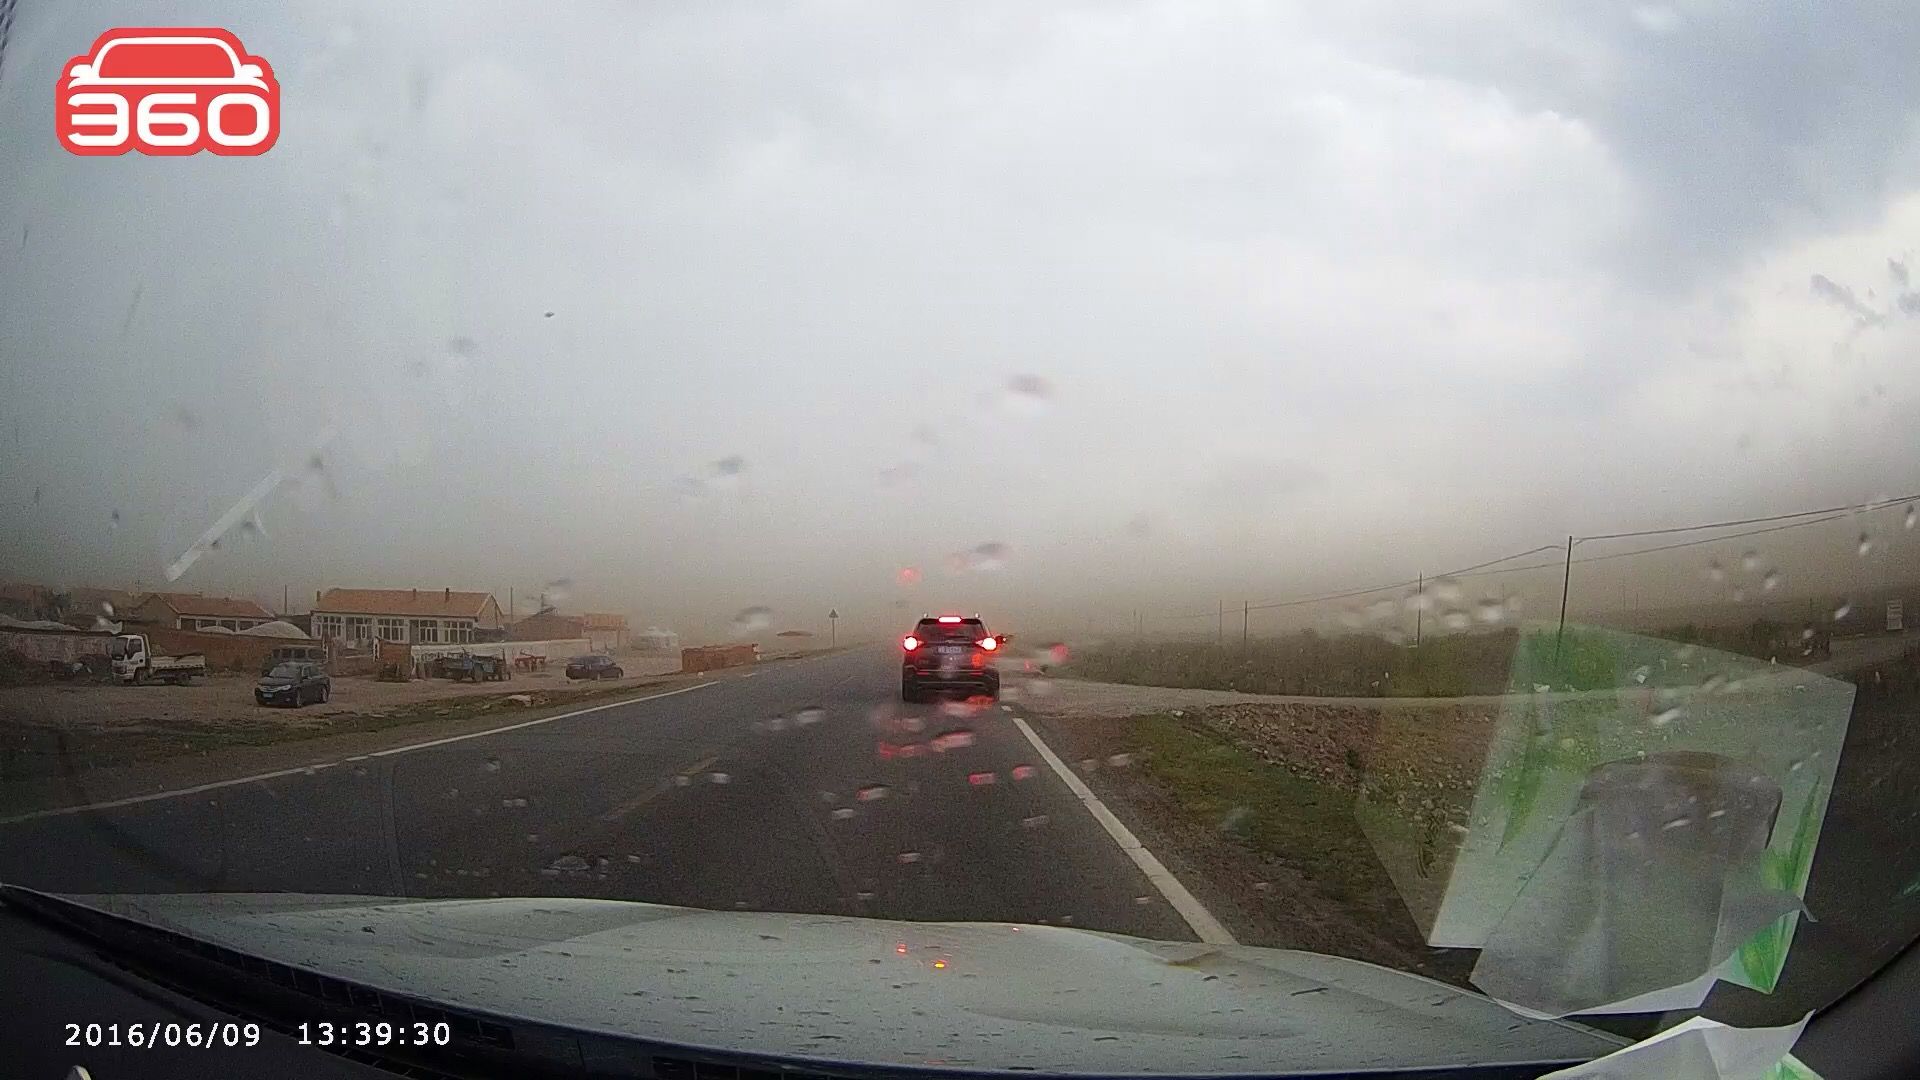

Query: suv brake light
left=937, top=616, right=963, bottom=623
left=902, top=635, right=920, bottom=651
left=978, top=637, right=997, bottom=651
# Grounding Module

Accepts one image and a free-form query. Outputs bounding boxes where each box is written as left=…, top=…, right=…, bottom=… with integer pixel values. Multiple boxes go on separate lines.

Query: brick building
left=507, top=611, right=586, bottom=641
left=311, top=588, right=504, bottom=646
left=127, top=592, right=275, bottom=632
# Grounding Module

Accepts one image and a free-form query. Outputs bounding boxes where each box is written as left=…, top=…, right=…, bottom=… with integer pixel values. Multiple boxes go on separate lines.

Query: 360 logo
left=56, top=28, right=278, bottom=156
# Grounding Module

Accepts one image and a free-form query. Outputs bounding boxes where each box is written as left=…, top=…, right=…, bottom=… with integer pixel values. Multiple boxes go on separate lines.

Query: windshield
left=5, top=3, right=1917, bottom=1077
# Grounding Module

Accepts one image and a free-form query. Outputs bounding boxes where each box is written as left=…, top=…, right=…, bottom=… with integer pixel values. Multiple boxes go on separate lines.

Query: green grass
left=1124, top=712, right=1388, bottom=904
left=1069, top=630, right=1523, bottom=698
left=1070, top=624, right=1801, bottom=697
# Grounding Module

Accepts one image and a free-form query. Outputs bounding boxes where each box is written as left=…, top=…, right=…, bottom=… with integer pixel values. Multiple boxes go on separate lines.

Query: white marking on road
left=1009, top=715, right=1237, bottom=945
left=0, top=682, right=719, bottom=827
left=598, top=753, right=720, bottom=823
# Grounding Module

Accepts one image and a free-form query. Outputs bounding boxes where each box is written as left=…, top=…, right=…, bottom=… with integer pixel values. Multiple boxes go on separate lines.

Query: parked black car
left=565, top=655, right=624, bottom=680
left=255, top=662, right=330, bottom=707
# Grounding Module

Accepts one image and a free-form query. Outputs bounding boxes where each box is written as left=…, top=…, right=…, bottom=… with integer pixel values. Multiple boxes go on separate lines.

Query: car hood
left=256, top=676, right=298, bottom=687
left=32, top=891, right=1623, bottom=1075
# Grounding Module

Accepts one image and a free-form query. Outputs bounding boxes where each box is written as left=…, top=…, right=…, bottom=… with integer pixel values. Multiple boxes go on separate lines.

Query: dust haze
left=3, top=1, right=1917, bottom=643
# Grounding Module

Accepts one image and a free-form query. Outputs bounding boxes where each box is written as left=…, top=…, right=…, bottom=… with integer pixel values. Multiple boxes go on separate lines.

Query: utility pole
left=1217, top=599, right=1224, bottom=646
left=1242, top=601, right=1249, bottom=651
left=282, top=584, right=289, bottom=615
left=1414, top=572, right=1423, bottom=649
left=1555, top=534, right=1575, bottom=665
left=509, top=587, right=515, bottom=622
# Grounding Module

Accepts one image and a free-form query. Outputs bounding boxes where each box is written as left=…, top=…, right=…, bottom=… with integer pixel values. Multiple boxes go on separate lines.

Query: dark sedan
left=255, top=662, right=330, bottom=707
left=565, top=654, right=624, bottom=680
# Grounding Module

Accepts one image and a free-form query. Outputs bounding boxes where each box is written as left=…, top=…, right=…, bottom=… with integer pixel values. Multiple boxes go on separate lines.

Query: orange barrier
left=680, top=644, right=758, bottom=673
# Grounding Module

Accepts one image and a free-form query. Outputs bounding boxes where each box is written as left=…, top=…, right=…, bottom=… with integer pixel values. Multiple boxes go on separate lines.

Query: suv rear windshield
left=916, top=619, right=986, bottom=641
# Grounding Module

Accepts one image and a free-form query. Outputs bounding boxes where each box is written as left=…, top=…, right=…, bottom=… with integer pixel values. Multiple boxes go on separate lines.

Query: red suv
left=900, top=615, right=1005, bottom=702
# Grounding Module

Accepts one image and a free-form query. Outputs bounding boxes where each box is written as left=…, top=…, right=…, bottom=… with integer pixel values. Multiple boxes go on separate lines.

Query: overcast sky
left=3, top=1, right=1917, bottom=641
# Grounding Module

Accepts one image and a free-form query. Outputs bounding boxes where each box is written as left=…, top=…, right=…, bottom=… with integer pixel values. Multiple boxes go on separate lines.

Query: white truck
left=110, top=633, right=207, bottom=685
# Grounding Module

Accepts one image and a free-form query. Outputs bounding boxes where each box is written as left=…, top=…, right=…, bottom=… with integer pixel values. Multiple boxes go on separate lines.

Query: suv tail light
left=978, top=637, right=997, bottom=651
left=902, top=635, right=920, bottom=651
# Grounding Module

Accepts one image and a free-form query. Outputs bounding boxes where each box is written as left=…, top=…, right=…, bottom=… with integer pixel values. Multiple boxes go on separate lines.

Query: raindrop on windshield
left=856, top=784, right=890, bottom=802
left=1651, top=708, right=1683, bottom=727
left=109, top=508, right=120, bottom=529
left=1011, top=765, right=1038, bottom=780
left=1906, top=505, right=1917, bottom=530
left=931, top=730, right=976, bottom=751
left=730, top=606, right=773, bottom=636
left=709, top=455, right=747, bottom=490
left=1705, top=559, right=1725, bottom=581
left=1763, top=570, right=1781, bottom=592
left=1740, top=550, right=1761, bottom=572
left=965, top=542, right=1010, bottom=572
left=484, top=757, right=501, bottom=772
left=830, top=808, right=856, bottom=820
left=967, top=771, right=997, bottom=786
left=1661, top=817, right=1692, bottom=831
left=707, top=772, right=732, bottom=785
left=1431, top=578, right=1463, bottom=603
left=795, top=706, right=825, bottom=726
left=446, top=336, right=479, bottom=356
left=896, top=851, right=923, bottom=864
left=897, top=566, right=921, bottom=585
left=1440, top=611, right=1471, bottom=631
left=1474, top=598, right=1505, bottom=624
left=1002, top=374, right=1054, bottom=415
left=1021, top=815, right=1049, bottom=828
left=1106, top=753, right=1134, bottom=768
left=543, top=310, right=555, bottom=318
left=1857, top=532, right=1874, bottom=557
left=1833, top=600, right=1853, bottom=621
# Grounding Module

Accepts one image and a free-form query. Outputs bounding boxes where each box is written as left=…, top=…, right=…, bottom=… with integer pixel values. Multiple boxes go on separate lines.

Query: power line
left=1572, top=511, right=1855, bottom=565
left=1441, top=543, right=1568, bottom=578
left=1576, top=494, right=1917, bottom=543
left=1141, top=493, right=1913, bottom=629
left=1248, top=576, right=1421, bottom=612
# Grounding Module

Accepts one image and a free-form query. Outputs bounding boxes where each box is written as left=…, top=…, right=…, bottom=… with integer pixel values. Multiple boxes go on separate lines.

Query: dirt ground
left=0, top=655, right=685, bottom=732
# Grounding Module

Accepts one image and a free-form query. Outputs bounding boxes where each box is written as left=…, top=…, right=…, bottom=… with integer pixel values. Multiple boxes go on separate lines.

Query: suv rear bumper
left=902, top=666, right=998, bottom=688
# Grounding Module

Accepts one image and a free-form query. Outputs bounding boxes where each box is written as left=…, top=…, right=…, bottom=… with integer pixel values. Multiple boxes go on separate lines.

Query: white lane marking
left=1009, top=715, right=1237, bottom=945
left=364, top=681, right=715, bottom=757
left=0, top=682, right=719, bottom=827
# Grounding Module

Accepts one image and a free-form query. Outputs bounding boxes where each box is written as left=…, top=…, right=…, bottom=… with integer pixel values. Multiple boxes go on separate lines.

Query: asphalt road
left=0, top=648, right=1196, bottom=942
